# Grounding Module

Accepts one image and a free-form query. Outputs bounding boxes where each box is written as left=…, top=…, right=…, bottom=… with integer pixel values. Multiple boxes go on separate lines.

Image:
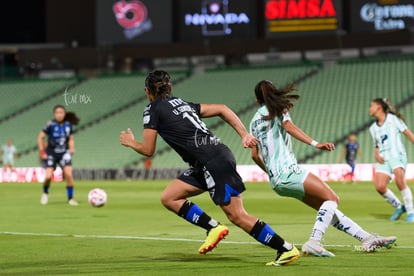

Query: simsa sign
left=350, top=0, right=414, bottom=32
left=264, top=0, right=342, bottom=37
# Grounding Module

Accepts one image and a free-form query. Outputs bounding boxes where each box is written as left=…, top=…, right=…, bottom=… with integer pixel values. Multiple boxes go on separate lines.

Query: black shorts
left=177, top=147, right=245, bottom=205
left=46, top=151, right=72, bottom=169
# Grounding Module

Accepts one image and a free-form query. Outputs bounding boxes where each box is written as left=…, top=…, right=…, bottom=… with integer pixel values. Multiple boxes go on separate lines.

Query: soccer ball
left=88, top=188, right=107, bottom=208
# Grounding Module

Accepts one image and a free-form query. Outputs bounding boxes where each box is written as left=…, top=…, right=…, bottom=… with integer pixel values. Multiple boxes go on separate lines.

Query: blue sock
left=66, top=186, right=74, bottom=200
left=177, top=200, right=218, bottom=230
left=250, top=219, right=285, bottom=251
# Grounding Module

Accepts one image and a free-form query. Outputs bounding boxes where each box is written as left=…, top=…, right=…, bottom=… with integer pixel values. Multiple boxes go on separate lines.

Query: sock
left=331, top=209, right=371, bottom=242
left=401, top=187, right=414, bottom=214
left=43, top=186, right=50, bottom=194
left=249, top=219, right=292, bottom=252
left=309, top=200, right=337, bottom=242
left=382, top=189, right=402, bottom=209
left=66, top=186, right=74, bottom=200
left=177, top=200, right=218, bottom=230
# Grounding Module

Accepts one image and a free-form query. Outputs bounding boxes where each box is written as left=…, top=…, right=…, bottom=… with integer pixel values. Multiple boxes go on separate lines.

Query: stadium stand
left=0, top=78, right=79, bottom=122
left=3, top=56, right=414, bottom=170
left=12, top=71, right=189, bottom=168
left=293, top=56, right=414, bottom=164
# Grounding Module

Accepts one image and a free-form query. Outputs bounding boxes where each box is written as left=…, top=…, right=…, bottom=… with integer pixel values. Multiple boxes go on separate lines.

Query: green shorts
left=270, top=166, right=309, bottom=201
left=375, top=154, right=407, bottom=177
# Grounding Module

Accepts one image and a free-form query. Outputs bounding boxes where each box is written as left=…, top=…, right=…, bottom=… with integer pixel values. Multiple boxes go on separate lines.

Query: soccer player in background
left=1, top=138, right=17, bottom=169
left=369, top=98, right=414, bottom=223
left=338, top=133, right=360, bottom=183
left=119, top=70, right=300, bottom=266
left=250, top=80, right=397, bottom=257
left=37, top=105, right=80, bottom=206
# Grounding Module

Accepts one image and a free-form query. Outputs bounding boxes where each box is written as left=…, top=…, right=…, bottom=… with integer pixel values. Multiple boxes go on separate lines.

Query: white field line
left=1, top=231, right=413, bottom=249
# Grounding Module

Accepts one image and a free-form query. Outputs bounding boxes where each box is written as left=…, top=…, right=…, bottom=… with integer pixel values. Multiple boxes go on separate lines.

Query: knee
left=160, top=191, right=170, bottom=209
left=326, top=193, right=340, bottom=205
left=375, top=184, right=387, bottom=194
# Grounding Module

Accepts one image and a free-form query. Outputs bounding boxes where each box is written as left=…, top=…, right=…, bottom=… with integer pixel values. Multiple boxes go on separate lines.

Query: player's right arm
left=282, top=119, right=335, bottom=151
left=119, top=128, right=157, bottom=157
left=37, top=131, right=47, bottom=158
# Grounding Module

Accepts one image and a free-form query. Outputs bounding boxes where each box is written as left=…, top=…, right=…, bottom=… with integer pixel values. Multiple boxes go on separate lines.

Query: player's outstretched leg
left=331, top=209, right=397, bottom=252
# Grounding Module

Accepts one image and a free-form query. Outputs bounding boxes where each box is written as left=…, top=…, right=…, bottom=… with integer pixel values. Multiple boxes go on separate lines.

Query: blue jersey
left=345, top=142, right=359, bottom=162
left=42, top=120, right=73, bottom=154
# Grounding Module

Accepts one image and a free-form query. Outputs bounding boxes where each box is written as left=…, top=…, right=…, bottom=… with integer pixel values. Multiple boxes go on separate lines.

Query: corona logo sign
left=359, top=2, right=414, bottom=31
left=265, top=0, right=340, bottom=34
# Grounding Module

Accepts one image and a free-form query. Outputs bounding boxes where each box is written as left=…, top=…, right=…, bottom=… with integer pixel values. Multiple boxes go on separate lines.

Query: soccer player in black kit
left=38, top=105, right=79, bottom=206
left=119, top=70, right=300, bottom=266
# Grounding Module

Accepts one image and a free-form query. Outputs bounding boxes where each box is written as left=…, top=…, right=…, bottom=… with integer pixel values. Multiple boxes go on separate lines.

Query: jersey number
left=183, top=112, right=209, bottom=133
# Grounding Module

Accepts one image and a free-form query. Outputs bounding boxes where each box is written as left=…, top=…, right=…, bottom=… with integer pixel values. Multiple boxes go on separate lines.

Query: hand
left=39, top=149, right=47, bottom=159
left=375, top=155, right=385, bottom=164
left=120, top=128, right=135, bottom=148
left=316, top=142, right=335, bottom=151
left=242, top=133, right=258, bottom=148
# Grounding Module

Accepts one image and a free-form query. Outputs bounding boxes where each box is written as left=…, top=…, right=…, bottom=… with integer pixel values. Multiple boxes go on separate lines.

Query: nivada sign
left=264, top=0, right=342, bottom=37
left=350, top=0, right=414, bottom=32
left=178, top=0, right=257, bottom=41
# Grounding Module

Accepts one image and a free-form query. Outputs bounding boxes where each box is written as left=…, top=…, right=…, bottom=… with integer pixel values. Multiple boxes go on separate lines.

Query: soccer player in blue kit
left=38, top=105, right=79, bottom=206
left=338, top=134, right=360, bottom=182
left=119, top=70, right=300, bottom=266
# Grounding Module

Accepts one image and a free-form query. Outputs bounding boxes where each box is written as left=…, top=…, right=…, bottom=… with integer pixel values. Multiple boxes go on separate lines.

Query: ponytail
left=254, top=80, right=299, bottom=120
left=372, top=98, right=405, bottom=122
left=65, top=111, right=80, bottom=125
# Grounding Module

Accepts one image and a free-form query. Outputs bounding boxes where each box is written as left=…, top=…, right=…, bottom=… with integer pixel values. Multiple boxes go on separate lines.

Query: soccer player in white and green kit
left=250, top=80, right=397, bottom=257
left=369, top=98, right=414, bottom=223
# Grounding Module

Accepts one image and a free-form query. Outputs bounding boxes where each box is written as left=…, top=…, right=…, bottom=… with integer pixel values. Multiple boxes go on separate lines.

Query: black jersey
left=143, top=96, right=225, bottom=166
left=42, top=120, right=73, bottom=154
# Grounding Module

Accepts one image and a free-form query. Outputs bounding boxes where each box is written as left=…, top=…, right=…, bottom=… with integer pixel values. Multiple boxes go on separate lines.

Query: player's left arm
left=403, top=128, right=414, bottom=144
left=68, top=134, right=75, bottom=155
left=120, top=128, right=157, bottom=157
left=282, top=120, right=335, bottom=151
left=200, top=104, right=257, bottom=148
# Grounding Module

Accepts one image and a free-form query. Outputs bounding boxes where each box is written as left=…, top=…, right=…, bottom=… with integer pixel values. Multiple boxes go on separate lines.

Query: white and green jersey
left=250, top=105, right=300, bottom=184
left=369, top=113, right=407, bottom=161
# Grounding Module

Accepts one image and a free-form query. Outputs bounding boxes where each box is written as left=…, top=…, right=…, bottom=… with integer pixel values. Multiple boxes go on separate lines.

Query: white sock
left=310, top=200, right=337, bottom=242
left=401, top=187, right=414, bottom=214
left=383, top=189, right=402, bottom=209
left=331, top=209, right=371, bottom=242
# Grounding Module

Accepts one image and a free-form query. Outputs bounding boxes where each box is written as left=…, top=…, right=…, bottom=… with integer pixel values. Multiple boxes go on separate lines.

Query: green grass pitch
left=1, top=180, right=413, bottom=275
